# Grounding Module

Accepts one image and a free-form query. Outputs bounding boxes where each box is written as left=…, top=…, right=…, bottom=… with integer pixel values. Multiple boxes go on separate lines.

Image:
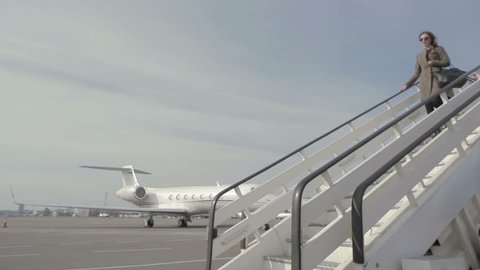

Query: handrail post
left=206, top=197, right=219, bottom=270
left=291, top=184, right=305, bottom=270
left=351, top=185, right=366, bottom=265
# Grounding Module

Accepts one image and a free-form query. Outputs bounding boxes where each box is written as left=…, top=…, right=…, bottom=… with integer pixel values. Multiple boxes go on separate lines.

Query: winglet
left=9, top=185, right=18, bottom=204
left=9, top=185, right=24, bottom=212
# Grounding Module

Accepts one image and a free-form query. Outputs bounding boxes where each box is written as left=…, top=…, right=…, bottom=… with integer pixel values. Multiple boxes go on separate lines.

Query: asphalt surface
left=0, top=216, right=238, bottom=270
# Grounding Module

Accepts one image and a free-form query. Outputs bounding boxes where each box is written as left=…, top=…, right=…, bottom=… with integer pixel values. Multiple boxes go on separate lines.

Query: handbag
left=433, top=66, right=467, bottom=88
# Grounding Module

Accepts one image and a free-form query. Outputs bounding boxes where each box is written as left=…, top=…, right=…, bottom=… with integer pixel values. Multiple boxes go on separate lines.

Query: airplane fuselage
left=116, top=184, right=261, bottom=216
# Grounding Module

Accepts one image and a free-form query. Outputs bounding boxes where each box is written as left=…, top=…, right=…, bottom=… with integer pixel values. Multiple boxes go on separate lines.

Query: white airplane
left=11, top=165, right=268, bottom=228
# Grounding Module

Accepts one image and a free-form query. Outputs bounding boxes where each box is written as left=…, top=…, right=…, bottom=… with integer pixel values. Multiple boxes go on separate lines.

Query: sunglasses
left=419, top=36, right=430, bottom=42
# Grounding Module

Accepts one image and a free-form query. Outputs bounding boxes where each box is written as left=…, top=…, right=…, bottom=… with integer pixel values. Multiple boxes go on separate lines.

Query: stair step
left=264, top=256, right=340, bottom=270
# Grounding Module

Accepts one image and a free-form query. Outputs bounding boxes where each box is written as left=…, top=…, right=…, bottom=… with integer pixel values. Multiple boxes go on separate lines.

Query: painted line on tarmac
left=112, top=240, right=141, bottom=244
left=93, top=247, right=171, bottom=253
left=60, top=242, right=92, bottom=246
left=64, top=257, right=233, bottom=270
left=161, top=238, right=197, bottom=242
left=0, top=245, right=34, bottom=249
left=0, top=253, right=39, bottom=258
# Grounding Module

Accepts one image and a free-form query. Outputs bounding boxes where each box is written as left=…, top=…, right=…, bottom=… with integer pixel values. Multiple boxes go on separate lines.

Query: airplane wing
left=14, top=202, right=187, bottom=215
left=10, top=185, right=186, bottom=215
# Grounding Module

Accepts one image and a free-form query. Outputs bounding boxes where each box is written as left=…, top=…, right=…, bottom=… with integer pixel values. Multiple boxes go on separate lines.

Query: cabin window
left=168, top=194, right=173, bottom=200
left=200, top=194, right=205, bottom=199
left=209, top=194, right=214, bottom=199
left=183, top=194, right=188, bottom=200
left=176, top=194, right=181, bottom=200
left=191, top=194, right=196, bottom=200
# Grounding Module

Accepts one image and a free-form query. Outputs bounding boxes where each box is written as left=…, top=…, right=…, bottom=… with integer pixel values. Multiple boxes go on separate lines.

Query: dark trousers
left=425, top=95, right=444, bottom=114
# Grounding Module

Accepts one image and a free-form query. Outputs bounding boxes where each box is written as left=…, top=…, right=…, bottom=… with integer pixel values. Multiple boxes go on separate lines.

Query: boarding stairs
left=206, top=66, right=480, bottom=270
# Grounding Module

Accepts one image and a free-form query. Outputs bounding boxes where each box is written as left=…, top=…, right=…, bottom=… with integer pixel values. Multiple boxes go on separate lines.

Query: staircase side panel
left=364, top=138, right=480, bottom=270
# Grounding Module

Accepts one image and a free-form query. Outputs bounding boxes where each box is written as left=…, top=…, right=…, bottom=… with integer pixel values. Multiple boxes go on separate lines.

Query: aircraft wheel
left=145, top=218, right=154, bottom=228
left=178, top=219, right=187, bottom=227
left=263, top=223, right=270, bottom=231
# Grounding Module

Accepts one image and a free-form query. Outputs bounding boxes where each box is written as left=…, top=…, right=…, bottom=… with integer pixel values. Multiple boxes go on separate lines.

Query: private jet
left=11, top=165, right=268, bottom=228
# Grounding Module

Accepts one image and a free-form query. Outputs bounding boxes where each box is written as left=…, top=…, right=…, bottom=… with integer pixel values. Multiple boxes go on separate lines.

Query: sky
left=1, top=0, right=479, bottom=210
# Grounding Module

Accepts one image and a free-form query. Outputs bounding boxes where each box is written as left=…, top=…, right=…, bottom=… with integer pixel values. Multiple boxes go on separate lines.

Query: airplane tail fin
left=80, top=165, right=151, bottom=187
left=9, top=185, right=24, bottom=212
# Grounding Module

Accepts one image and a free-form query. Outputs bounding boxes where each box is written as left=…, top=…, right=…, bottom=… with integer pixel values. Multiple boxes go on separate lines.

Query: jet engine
left=134, top=186, right=147, bottom=200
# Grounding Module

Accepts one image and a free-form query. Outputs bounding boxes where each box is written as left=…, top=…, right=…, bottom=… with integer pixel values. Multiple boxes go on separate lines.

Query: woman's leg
left=425, top=100, right=435, bottom=114
left=432, top=95, right=444, bottom=110
left=425, top=95, right=443, bottom=114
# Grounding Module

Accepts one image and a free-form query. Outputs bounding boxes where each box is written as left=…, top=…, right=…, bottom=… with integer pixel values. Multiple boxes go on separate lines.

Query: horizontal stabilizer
left=80, top=165, right=151, bottom=175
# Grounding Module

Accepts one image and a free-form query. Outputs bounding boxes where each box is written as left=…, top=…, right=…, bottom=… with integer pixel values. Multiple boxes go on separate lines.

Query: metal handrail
left=290, top=65, right=480, bottom=270
left=206, top=81, right=407, bottom=270
left=351, top=66, right=480, bottom=268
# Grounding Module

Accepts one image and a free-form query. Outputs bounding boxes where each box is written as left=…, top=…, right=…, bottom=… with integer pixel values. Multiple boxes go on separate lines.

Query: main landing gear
left=177, top=216, right=191, bottom=227
left=143, top=214, right=191, bottom=228
left=144, top=213, right=154, bottom=228
left=178, top=219, right=187, bottom=227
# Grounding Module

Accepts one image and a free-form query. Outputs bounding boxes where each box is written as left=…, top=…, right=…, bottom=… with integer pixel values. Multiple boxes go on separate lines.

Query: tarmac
left=0, top=216, right=238, bottom=270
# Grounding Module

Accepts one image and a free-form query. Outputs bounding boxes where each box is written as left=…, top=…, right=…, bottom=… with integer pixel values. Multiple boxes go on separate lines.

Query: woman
left=400, top=31, right=451, bottom=114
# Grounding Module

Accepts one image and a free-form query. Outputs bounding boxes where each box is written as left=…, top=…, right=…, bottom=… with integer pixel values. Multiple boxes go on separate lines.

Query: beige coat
left=404, top=46, right=451, bottom=100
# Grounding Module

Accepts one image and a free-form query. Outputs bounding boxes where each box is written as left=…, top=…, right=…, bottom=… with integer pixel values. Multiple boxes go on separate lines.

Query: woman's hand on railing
left=469, top=71, right=479, bottom=81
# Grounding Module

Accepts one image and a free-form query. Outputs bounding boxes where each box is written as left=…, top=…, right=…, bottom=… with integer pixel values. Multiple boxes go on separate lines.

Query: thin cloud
left=1, top=1, right=479, bottom=209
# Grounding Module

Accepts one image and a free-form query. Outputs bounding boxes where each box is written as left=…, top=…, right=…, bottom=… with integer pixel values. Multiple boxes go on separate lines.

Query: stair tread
left=263, top=256, right=340, bottom=269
